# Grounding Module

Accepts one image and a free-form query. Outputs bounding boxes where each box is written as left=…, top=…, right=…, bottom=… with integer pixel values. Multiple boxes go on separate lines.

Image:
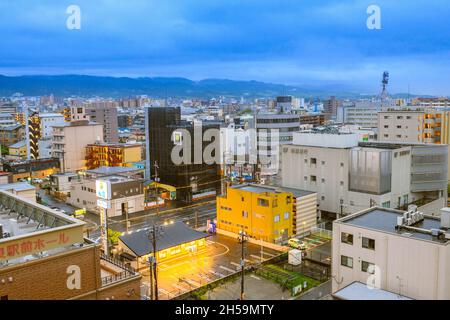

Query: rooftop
left=338, top=207, right=449, bottom=244
left=0, top=182, right=35, bottom=192
left=119, top=222, right=210, bottom=257
left=9, top=140, right=26, bottom=149
left=333, top=281, right=412, bottom=300
left=86, top=166, right=143, bottom=176
left=0, top=190, right=86, bottom=267
left=278, top=187, right=316, bottom=198
left=231, top=184, right=283, bottom=194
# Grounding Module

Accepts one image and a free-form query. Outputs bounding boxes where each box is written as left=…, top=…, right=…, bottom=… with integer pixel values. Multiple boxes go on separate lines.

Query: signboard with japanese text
left=99, top=207, right=109, bottom=256
left=0, top=225, right=84, bottom=262
left=97, top=199, right=111, bottom=209
left=96, top=180, right=111, bottom=200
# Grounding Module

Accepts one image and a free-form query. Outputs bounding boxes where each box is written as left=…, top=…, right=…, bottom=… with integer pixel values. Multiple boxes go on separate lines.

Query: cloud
left=0, top=0, right=449, bottom=94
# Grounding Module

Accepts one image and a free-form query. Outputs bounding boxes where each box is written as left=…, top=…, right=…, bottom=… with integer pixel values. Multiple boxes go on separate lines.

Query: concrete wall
left=332, top=220, right=450, bottom=300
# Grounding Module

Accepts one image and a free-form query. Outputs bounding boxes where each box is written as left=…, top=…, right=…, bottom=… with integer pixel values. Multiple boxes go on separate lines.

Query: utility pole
left=154, top=161, right=160, bottom=217
left=152, top=224, right=159, bottom=300
left=147, top=226, right=159, bottom=300
left=148, top=255, right=154, bottom=300
left=195, top=210, right=198, bottom=229
left=239, top=230, right=248, bottom=300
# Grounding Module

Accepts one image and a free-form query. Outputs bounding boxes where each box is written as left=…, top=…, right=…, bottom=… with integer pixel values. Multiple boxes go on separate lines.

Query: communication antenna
left=380, top=71, right=389, bottom=109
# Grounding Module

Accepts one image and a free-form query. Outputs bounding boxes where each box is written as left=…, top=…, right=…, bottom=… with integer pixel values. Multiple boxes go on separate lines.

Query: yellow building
left=217, top=184, right=294, bottom=244
left=8, top=140, right=27, bottom=159
left=85, top=142, right=142, bottom=169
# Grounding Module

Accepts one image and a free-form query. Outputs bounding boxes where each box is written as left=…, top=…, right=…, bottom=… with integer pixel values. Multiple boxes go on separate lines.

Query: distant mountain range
left=0, top=74, right=419, bottom=99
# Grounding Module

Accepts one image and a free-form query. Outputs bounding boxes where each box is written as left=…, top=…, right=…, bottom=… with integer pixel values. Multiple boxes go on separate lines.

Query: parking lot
left=139, top=233, right=282, bottom=300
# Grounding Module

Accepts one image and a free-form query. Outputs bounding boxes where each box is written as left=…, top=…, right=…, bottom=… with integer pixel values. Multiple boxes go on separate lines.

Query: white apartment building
left=281, top=132, right=448, bottom=217
left=67, top=175, right=145, bottom=217
left=332, top=206, right=450, bottom=300
left=39, top=113, right=66, bottom=138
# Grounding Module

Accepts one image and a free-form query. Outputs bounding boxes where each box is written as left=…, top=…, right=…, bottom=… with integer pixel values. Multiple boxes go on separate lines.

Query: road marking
left=219, top=265, right=235, bottom=273
left=250, top=254, right=263, bottom=261
left=230, top=261, right=240, bottom=268
left=209, top=269, right=225, bottom=277
left=250, top=275, right=261, bottom=280
left=261, top=251, right=276, bottom=257
left=159, top=288, right=170, bottom=295
left=172, top=284, right=187, bottom=291
left=184, top=279, right=200, bottom=287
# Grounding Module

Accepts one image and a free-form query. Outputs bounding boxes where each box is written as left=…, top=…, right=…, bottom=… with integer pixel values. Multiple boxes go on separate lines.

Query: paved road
left=37, top=189, right=218, bottom=239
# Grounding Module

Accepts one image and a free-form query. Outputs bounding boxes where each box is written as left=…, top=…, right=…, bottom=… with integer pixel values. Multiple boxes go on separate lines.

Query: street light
left=238, top=230, right=249, bottom=300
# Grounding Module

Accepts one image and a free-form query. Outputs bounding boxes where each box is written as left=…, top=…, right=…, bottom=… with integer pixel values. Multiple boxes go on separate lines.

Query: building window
left=361, top=261, right=375, bottom=274
left=362, top=237, right=376, bottom=250
left=341, top=255, right=353, bottom=268
left=257, top=198, right=269, bottom=207
left=321, top=178, right=325, bottom=183
left=273, top=199, right=278, bottom=208
left=321, top=161, right=325, bottom=165
left=1, top=295, right=8, bottom=300
left=304, top=176, right=308, bottom=181
left=382, top=201, right=390, bottom=208
left=274, top=215, right=280, bottom=223
left=284, top=212, right=289, bottom=220
left=321, top=196, right=325, bottom=201
left=341, top=232, right=353, bottom=245
left=340, top=162, right=344, bottom=167
left=241, top=197, right=245, bottom=202
left=310, top=175, right=317, bottom=182
left=340, top=181, right=344, bottom=186
left=242, top=211, right=248, bottom=218
left=310, top=158, right=317, bottom=165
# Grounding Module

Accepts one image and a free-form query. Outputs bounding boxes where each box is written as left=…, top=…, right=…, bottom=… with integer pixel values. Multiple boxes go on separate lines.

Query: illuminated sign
left=97, top=199, right=111, bottom=209
left=0, top=226, right=84, bottom=262
left=172, top=131, right=183, bottom=146
left=96, top=180, right=111, bottom=200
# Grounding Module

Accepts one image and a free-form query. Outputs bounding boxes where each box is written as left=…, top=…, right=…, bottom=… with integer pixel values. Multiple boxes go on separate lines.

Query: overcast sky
left=0, top=0, right=449, bottom=95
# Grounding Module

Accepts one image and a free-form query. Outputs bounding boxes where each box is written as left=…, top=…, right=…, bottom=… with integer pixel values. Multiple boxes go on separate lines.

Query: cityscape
left=0, top=0, right=450, bottom=308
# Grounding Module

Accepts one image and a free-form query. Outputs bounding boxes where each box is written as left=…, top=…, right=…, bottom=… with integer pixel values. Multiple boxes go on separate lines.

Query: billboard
left=96, top=180, right=111, bottom=200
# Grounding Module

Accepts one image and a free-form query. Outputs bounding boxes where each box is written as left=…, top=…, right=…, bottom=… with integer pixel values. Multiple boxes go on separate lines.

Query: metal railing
left=100, top=252, right=136, bottom=273
left=101, top=270, right=135, bottom=286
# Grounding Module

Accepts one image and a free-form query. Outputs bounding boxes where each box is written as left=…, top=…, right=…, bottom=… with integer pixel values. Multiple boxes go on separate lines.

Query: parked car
left=288, top=238, right=307, bottom=250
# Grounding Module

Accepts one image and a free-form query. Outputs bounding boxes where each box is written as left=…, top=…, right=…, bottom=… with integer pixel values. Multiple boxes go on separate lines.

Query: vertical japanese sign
left=99, top=206, right=109, bottom=256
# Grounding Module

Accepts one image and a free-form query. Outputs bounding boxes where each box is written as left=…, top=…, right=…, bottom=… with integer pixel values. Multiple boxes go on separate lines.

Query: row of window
left=341, top=232, right=376, bottom=250
left=341, top=255, right=375, bottom=274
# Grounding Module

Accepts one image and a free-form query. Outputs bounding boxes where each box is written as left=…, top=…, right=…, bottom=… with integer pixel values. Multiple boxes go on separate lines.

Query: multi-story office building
left=85, top=142, right=142, bottom=169
left=85, top=105, right=119, bottom=143
left=412, top=97, right=450, bottom=109
left=0, top=113, right=16, bottom=127
left=0, top=190, right=141, bottom=300
left=332, top=206, right=450, bottom=300
left=51, top=121, right=104, bottom=172
left=217, top=184, right=295, bottom=243
left=299, top=114, right=326, bottom=126
left=323, top=96, right=342, bottom=120
left=337, top=101, right=381, bottom=128
left=68, top=174, right=145, bottom=217
left=255, top=113, right=300, bottom=177
left=145, top=107, right=222, bottom=204
left=378, top=109, right=450, bottom=145
left=28, top=110, right=40, bottom=159
left=281, top=132, right=448, bottom=218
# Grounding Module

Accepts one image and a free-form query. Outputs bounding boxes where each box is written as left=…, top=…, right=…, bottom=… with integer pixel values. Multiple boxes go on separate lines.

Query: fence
left=101, top=270, right=136, bottom=286
left=310, top=224, right=333, bottom=240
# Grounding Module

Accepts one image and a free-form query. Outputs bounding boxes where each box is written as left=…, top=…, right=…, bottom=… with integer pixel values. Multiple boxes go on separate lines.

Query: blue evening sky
left=0, top=0, right=449, bottom=95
